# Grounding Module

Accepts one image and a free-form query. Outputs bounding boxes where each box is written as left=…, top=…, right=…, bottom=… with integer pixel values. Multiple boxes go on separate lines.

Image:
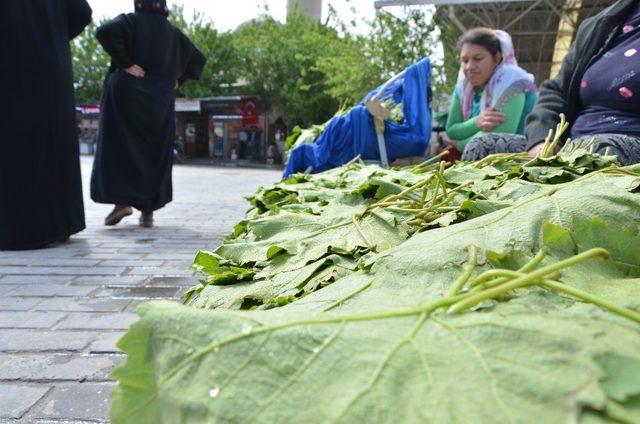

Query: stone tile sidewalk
left=0, top=157, right=280, bottom=423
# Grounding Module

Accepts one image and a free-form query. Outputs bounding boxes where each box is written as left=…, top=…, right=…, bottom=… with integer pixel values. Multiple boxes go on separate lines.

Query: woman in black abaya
left=0, top=0, right=92, bottom=250
left=91, top=0, right=206, bottom=227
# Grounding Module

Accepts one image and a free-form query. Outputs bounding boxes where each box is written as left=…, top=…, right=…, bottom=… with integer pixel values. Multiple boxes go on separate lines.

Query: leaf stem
left=540, top=279, right=640, bottom=323
left=368, top=177, right=433, bottom=210
left=445, top=246, right=477, bottom=297
left=323, top=280, right=374, bottom=312
left=449, top=248, right=609, bottom=314
left=352, top=216, right=376, bottom=252
left=469, top=248, right=547, bottom=289
left=410, top=151, right=449, bottom=172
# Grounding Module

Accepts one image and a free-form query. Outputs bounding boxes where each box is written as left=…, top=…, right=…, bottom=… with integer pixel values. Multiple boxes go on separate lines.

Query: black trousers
left=461, top=133, right=640, bottom=166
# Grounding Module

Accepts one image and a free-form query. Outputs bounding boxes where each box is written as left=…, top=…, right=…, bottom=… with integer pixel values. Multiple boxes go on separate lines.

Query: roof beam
left=503, top=0, right=544, bottom=30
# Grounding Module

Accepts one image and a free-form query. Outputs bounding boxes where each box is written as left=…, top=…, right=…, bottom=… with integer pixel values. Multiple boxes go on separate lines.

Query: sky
left=86, top=1, right=410, bottom=33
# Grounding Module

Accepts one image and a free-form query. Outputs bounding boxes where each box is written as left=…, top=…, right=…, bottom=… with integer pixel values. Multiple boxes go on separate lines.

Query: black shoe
left=139, top=212, right=154, bottom=228
left=105, top=205, right=133, bottom=226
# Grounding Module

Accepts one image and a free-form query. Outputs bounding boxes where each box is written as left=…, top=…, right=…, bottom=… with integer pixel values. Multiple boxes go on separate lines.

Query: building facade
left=287, top=0, right=323, bottom=21
left=176, top=96, right=274, bottom=164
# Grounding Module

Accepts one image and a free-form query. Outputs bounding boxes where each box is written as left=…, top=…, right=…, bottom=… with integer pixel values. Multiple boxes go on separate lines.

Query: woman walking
left=0, top=0, right=92, bottom=250
left=91, top=0, right=206, bottom=227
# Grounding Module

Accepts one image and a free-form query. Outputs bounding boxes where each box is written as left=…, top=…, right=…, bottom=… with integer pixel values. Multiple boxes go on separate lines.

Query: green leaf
left=191, top=251, right=220, bottom=274
left=111, top=165, right=640, bottom=422
left=596, top=353, right=640, bottom=402
left=109, top=308, right=161, bottom=424
left=266, top=245, right=287, bottom=260
left=111, top=298, right=640, bottom=423
left=542, top=221, right=577, bottom=257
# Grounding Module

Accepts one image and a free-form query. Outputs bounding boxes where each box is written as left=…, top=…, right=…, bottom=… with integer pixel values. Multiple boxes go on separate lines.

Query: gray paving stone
left=146, top=276, right=197, bottom=287
left=0, top=354, right=121, bottom=381
left=97, top=259, right=164, bottom=267
left=124, top=300, right=146, bottom=313
left=162, top=259, right=194, bottom=268
left=0, top=285, right=19, bottom=296
left=0, top=157, right=280, bottom=421
left=74, top=249, right=121, bottom=256
left=0, top=384, right=51, bottom=419
left=35, top=383, right=115, bottom=421
left=80, top=253, right=146, bottom=260
left=89, top=333, right=125, bottom=354
left=126, top=267, right=194, bottom=276
left=0, top=251, right=75, bottom=260
left=0, top=266, right=126, bottom=276
left=0, top=297, right=42, bottom=311
left=0, top=312, right=66, bottom=329
left=0, top=330, right=95, bottom=352
left=143, top=253, right=197, bottom=260
left=56, top=313, right=138, bottom=330
left=6, top=284, right=99, bottom=298
left=72, top=275, right=148, bottom=286
left=0, top=275, right=74, bottom=285
left=0, top=354, right=15, bottom=368
left=34, top=298, right=131, bottom=313
left=94, top=242, right=156, bottom=248
left=0, top=258, right=101, bottom=267
left=116, top=248, right=181, bottom=255
left=96, top=286, right=181, bottom=299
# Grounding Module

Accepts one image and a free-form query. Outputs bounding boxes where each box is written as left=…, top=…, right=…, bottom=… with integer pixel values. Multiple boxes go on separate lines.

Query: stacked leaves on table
left=110, top=147, right=640, bottom=423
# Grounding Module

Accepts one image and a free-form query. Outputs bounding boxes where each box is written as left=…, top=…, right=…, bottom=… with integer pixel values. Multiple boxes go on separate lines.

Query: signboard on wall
left=201, top=97, right=262, bottom=129
left=80, top=106, right=100, bottom=115
left=176, top=98, right=201, bottom=112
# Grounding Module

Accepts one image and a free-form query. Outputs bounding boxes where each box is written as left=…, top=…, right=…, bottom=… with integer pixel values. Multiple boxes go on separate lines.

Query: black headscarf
left=134, top=0, right=169, bottom=16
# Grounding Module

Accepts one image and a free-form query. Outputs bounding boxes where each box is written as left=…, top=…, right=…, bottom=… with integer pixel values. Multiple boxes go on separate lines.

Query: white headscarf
left=455, top=30, right=537, bottom=121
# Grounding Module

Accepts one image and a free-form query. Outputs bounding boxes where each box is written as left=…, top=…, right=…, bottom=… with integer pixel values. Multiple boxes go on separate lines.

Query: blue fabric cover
left=284, top=58, right=432, bottom=177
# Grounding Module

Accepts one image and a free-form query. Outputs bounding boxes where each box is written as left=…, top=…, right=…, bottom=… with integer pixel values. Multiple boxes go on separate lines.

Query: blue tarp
left=284, top=58, right=433, bottom=177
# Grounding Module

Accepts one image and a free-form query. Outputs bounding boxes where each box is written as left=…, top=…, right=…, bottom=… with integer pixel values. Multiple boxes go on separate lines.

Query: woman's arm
left=484, top=93, right=525, bottom=134
left=525, top=18, right=592, bottom=149
left=458, top=93, right=526, bottom=152
left=95, top=15, right=134, bottom=70
left=446, top=92, right=480, bottom=143
left=177, top=33, right=207, bottom=85
left=66, top=0, right=92, bottom=40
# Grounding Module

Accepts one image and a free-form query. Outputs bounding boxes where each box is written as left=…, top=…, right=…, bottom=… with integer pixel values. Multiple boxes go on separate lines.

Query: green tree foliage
left=173, top=7, right=241, bottom=99
left=71, top=6, right=240, bottom=103
left=233, top=12, right=343, bottom=127
left=71, top=20, right=109, bottom=104
left=230, top=7, right=455, bottom=127
left=432, top=12, right=463, bottom=106
left=71, top=5, right=455, bottom=123
left=319, top=7, right=460, bottom=111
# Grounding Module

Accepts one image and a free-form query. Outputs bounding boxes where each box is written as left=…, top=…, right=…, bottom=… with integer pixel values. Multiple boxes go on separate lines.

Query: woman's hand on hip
left=124, top=64, right=145, bottom=78
left=476, top=109, right=506, bottom=131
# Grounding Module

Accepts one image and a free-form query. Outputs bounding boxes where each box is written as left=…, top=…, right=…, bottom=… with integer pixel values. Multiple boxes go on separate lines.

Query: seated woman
left=463, top=0, right=640, bottom=165
left=446, top=28, right=537, bottom=155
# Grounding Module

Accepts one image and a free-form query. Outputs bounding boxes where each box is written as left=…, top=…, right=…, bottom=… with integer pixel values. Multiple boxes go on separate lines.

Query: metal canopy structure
left=374, top=0, right=611, bottom=82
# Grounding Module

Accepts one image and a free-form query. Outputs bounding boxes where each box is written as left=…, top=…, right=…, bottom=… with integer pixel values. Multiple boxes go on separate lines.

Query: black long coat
left=0, top=0, right=92, bottom=250
left=525, top=0, right=637, bottom=148
left=90, top=12, right=206, bottom=212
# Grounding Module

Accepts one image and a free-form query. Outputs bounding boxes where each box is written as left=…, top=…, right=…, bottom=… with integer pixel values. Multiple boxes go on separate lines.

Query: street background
left=0, top=157, right=279, bottom=422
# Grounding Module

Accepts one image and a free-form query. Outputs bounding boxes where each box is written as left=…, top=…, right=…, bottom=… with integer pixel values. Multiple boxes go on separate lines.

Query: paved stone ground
left=0, top=157, right=280, bottom=423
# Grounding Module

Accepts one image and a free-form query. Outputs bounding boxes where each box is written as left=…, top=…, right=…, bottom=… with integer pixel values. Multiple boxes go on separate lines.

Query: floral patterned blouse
left=572, top=3, right=640, bottom=138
